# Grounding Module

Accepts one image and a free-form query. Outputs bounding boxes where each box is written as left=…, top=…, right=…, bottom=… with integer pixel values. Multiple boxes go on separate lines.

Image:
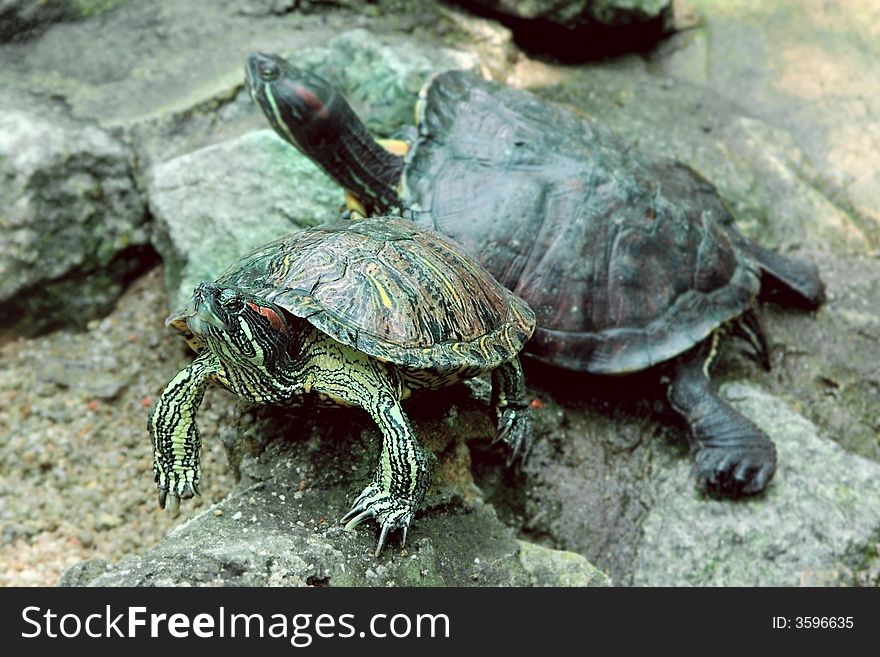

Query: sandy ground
left=0, top=267, right=237, bottom=586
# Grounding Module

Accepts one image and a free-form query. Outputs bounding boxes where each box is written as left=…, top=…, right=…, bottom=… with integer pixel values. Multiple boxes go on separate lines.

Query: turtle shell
left=213, top=217, right=535, bottom=372
left=403, top=71, right=761, bottom=374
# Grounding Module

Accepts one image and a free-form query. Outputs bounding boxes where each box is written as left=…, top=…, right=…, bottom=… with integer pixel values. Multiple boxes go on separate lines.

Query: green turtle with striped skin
left=149, top=217, right=535, bottom=555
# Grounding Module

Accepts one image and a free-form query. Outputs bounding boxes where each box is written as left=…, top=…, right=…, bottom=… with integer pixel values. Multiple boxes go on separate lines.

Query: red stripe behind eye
left=291, top=84, right=328, bottom=118
left=246, top=302, right=286, bottom=332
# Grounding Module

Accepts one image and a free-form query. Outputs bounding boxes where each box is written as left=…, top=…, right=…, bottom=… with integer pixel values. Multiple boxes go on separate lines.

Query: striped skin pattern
left=150, top=218, right=535, bottom=554
left=245, top=54, right=828, bottom=499
left=149, top=351, right=220, bottom=514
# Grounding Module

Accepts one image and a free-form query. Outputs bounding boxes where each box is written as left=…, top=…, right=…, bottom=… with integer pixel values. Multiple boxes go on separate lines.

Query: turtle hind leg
left=732, top=234, right=825, bottom=309
left=665, top=336, right=776, bottom=497
left=491, top=357, right=534, bottom=466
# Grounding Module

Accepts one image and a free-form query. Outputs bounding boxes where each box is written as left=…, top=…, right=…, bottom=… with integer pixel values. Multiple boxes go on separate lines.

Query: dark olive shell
left=214, top=217, right=535, bottom=370
left=403, top=71, right=762, bottom=374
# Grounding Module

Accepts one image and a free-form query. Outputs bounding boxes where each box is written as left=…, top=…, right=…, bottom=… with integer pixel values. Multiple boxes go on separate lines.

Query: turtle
left=244, top=52, right=826, bottom=498
left=149, top=217, right=535, bottom=555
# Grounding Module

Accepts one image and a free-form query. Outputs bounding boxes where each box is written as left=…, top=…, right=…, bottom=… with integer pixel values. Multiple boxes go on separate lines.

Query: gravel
left=0, top=266, right=237, bottom=586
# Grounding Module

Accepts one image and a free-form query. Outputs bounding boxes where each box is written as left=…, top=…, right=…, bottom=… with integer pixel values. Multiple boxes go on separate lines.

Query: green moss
left=73, top=0, right=128, bottom=18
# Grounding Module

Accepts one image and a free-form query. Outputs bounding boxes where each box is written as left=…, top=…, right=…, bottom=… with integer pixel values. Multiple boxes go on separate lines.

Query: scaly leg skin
left=149, top=351, right=220, bottom=514
left=666, top=336, right=776, bottom=498
left=340, top=391, right=429, bottom=557
left=491, top=357, right=533, bottom=465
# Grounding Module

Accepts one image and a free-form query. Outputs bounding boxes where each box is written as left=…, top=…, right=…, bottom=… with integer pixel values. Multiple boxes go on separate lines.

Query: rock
left=517, top=540, right=611, bottom=586
left=458, top=0, right=672, bottom=28
left=0, top=0, right=126, bottom=42
left=62, top=489, right=607, bottom=586
left=633, top=383, right=880, bottom=586
left=0, top=89, right=152, bottom=338
left=294, top=28, right=482, bottom=136
left=59, top=557, right=111, bottom=586
left=653, top=0, right=880, bottom=244
left=61, top=388, right=609, bottom=586
left=147, top=130, right=341, bottom=310
left=501, top=371, right=880, bottom=586
left=37, top=359, right=130, bottom=400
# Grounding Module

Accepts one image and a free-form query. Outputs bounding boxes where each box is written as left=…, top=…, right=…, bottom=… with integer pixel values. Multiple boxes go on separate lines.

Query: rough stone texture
left=0, top=0, right=127, bottom=42
left=147, top=129, right=340, bottom=311
left=517, top=540, right=610, bottom=586
left=633, top=383, right=880, bottom=586
left=295, top=28, right=481, bottom=136
left=61, top=391, right=609, bottom=587
left=0, top=268, right=238, bottom=587
left=653, top=0, right=880, bottom=246
left=0, top=89, right=151, bottom=337
left=460, top=0, right=671, bottom=27
left=60, top=490, right=607, bottom=587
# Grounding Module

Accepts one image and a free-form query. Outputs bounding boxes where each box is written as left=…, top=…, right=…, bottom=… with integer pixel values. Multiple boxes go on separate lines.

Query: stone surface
left=460, top=0, right=672, bottom=27
left=0, top=0, right=127, bottom=42
left=654, top=0, right=880, bottom=246
left=62, top=392, right=609, bottom=587
left=295, top=28, right=481, bottom=136
left=147, top=129, right=340, bottom=311
left=517, top=539, right=610, bottom=586
left=633, top=383, right=880, bottom=586
left=61, top=489, right=607, bottom=586
left=0, top=89, right=152, bottom=337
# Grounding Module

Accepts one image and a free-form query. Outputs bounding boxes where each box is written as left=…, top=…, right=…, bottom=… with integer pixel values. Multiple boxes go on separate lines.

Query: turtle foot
left=694, top=441, right=776, bottom=498
left=157, top=481, right=199, bottom=516
left=495, top=406, right=533, bottom=466
left=341, top=484, right=417, bottom=557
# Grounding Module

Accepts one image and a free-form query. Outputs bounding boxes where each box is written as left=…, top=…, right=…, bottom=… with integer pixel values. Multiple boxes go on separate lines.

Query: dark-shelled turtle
left=245, top=53, right=826, bottom=498
left=149, top=217, right=535, bottom=555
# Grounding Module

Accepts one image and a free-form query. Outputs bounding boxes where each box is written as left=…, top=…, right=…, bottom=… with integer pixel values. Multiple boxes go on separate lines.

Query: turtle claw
left=495, top=406, right=533, bottom=467
left=165, top=492, right=180, bottom=516
left=156, top=480, right=199, bottom=516
left=694, top=442, right=776, bottom=498
left=341, top=484, right=417, bottom=556
left=341, top=507, right=375, bottom=530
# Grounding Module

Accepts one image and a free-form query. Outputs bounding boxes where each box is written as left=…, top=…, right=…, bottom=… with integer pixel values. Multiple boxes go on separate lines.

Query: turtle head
left=182, top=282, right=292, bottom=370
left=245, top=51, right=342, bottom=155
left=245, top=51, right=405, bottom=214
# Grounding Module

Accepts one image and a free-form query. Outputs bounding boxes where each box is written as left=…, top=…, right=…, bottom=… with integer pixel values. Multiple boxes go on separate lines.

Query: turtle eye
left=219, top=290, right=242, bottom=309
left=259, top=60, right=280, bottom=82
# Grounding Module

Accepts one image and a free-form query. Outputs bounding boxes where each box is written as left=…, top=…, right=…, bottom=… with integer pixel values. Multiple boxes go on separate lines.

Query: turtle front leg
left=665, top=336, right=776, bottom=497
left=149, top=351, right=220, bottom=514
left=491, top=357, right=533, bottom=464
left=341, top=390, right=429, bottom=556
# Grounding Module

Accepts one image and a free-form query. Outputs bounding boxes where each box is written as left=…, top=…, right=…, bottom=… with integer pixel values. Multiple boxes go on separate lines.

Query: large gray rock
left=634, top=383, right=880, bottom=586
left=482, top=371, right=880, bottom=586
left=147, top=130, right=341, bottom=311
left=60, top=490, right=609, bottom=587
left=0, top=89, right=151, bottom=337
left=61, top=391, right=610, bottom=587
left=294, top=28, right=482, bottom=136
left=653, top=0, right=880, bottom=243
left=0, top=0, right=127, bottom=42
left=459, top=0, right=672, bottom=28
